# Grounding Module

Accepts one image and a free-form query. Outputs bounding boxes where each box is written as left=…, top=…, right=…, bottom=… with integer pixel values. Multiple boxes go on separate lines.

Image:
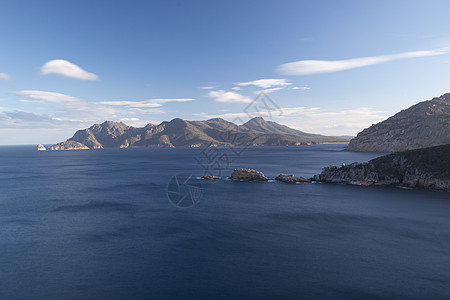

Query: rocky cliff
left=229, top=168, right=268, bottom=181
left=318, top=144, right=450, bottom=191
left=47, top=141, right=90, bottom=150
left=348, top=93, right=450, bottom=152
left=46, top=117, right=352, bottom=150
left=36, top=144, right=46, bottom=151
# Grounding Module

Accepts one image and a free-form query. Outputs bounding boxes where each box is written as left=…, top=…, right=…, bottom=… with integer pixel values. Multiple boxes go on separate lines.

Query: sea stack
left=275, top=174, right=311, bottom=183
left=229, top=168, right=268, bottom=181
left=36, top=144, right=46, bottom=151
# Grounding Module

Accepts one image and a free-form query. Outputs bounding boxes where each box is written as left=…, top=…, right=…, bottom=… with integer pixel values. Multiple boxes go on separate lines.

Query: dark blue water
left=0, top=144, right=449, bottom=299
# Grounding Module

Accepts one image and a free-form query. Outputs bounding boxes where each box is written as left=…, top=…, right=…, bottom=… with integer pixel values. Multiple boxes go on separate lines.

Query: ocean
left=0, top=144, right=449, bottom=299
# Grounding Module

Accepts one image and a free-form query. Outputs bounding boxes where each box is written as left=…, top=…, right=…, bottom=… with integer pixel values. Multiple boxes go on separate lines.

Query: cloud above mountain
left=208, top=90, right=252, bottom=103
left=15, top=90, right=81, bottom=103
left=41, top=59, right=99, bottom=80
left=100, top=98, right=195, bottom=108
left=277, top=48, right=449, bottom=75
left=0, top=72, right=11, bottom=80
left=236, top=78, right=291, bottom=88
left=8, top=90, right=194, bottom=130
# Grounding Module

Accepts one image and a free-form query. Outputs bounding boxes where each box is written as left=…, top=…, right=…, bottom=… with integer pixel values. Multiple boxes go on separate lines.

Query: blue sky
left=1, top=0, right=450, bottom=144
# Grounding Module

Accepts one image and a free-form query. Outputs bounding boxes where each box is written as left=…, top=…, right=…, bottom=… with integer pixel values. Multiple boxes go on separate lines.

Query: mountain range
left=348, top=93, right=450, bottom=152
left=46, top=117, right=352, bottom=150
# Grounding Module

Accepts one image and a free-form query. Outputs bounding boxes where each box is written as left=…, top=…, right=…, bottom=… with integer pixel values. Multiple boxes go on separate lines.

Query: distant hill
left=242, top=117, right=352, bottom=141
left=348, top=93, right=450, bottom=152
left=46, top=117, right=352, bottom=150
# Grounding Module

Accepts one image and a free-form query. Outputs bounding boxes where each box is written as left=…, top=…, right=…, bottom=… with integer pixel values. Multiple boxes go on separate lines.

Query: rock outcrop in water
left=317, top=144, right=450, bottom=191
left=202, top=175, right=220, bottom=179
left=230, top=168, right=268, bottom=181
left=275, top=174, right=311, bottom=183
left=348, top=93, right=450, bottom=152
left=47, top=118, right=352, bottom=150
left=36, top=144, right=46, bottom=151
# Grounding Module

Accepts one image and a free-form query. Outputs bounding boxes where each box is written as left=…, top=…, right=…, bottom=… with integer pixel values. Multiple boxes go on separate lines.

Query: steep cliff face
left=348, top=93, right=450, bottom=152
left=47, top=117, right=352, bottom=150
left=319, top=144, right=450, bottom=191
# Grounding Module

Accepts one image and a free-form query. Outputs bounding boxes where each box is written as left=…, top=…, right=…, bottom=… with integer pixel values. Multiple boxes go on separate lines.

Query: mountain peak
left=348, top=93, right=450, bottom=152
left=169, top=118, right=187, bottom=124
left=99, top=120, right=127, bottom=128
left=243, top=117, right=266, bottom=127
left=206, top=117, right=228, bottom=123
left=249, top=116, right=266, bottom=122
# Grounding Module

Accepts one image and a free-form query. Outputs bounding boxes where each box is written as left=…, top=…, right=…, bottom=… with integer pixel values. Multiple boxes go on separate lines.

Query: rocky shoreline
left=318, top=144, right=450, bottom=191
left=217, top=144, right=450, bottom=192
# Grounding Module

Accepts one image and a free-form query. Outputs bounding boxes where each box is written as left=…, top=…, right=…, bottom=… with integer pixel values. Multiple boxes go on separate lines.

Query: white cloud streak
left=41, top=59, right=99, bottom=80
left=277, top=48, right=449, bottom=75
left=15, top=90, right=81, bottom=103
left=208, top=90, right=252, bottom=103
left=9, top=92, right=192, bottom=129
left=100, top=98, right=195, bottom=108
left=260, top=87, right=284, bottom=94
left=0, top=73, right=11, bottom=80
left=14, top=90, right=121, bottom=122
left=237, top=78, right=291, bottom=88
left=13, top=90, right=163, bottom=126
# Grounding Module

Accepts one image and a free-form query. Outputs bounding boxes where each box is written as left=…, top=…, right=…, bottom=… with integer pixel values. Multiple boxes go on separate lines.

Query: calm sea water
left=0, top=144, right=449, bottom=299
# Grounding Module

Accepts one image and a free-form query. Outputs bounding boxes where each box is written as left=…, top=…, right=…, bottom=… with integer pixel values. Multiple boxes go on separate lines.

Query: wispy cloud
left=237, top=78, right=291, bottom=88
left=277, top=48, right=449, bottom=75
left=4, top=111, right=56, bottom=123
left=100, top=98, right=195, bottom=108
left=0, top=73, right=11, bottom=80
left=199, top=86, right=215, bottom=90
left=41, top=59, right=99, bottom=80
left=194, top=106, right=386, bottom=136
left=208, top=90, right=252, bottom=103
left=0, top=110, right=77, bottom=128
left=9, top=91, right=191, bottom=129
left=260, top=87, right=284, bottom=94
left=15, top=90, right=81, bottom=103
left=291, top=86, right=310, bottom=90
left=14, top=90, right=120, bottom=122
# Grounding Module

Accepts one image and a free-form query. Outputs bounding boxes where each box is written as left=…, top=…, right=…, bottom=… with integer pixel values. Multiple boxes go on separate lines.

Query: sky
left=1, top=0, right=450, bottom=144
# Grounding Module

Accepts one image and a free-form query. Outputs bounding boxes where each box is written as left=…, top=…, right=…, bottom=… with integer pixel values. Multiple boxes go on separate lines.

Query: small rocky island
left=275, top=174, right=311, bottom=183
left=36, top=144, right=46, bottom=151
left=317, top=144, right=450, bottom=191
left=229, top=168, right=268, bottom=181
